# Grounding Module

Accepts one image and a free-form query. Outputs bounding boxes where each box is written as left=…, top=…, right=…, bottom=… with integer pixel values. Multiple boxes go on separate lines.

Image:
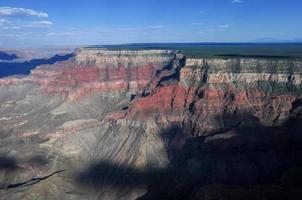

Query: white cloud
left=0, top=20, right=53, bottom=29
left=0, top=19, right=17, bottom=29
left=94, top=25, right=166, bottom=35
left=218, top=25, right=229, bottom=29
left=198, top=25, right=230, bottom=34
left=0, top=7, right=48, bottom=18
left=118, top=25, right=165, bottom=32
left=192, top=22, right=204, bottom=25
left=22, top=20, right=53, bottom=28
left=198, top=29, right=216, bottom=34
left=0, top=33, right=20, bottom=38
left=1, top=26, right=21, bottom=30
left=46, top=32, right=79, bottom=36
left=32, top=20, right=52, bottom=25
left=0, top=19, right=10, bottom=24
left=232, top=0, right=243, bottom=3
left=145, top=25, right=164, bottom=29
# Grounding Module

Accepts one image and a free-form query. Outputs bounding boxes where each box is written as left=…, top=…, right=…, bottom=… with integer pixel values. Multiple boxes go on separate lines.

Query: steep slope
left=109, top=58, right=302, bottom=134
left=0, top=49, right=302, bottom=200
left=102, top=57, right=302, bottom=199
left=0, top=49, right=178, bottom=200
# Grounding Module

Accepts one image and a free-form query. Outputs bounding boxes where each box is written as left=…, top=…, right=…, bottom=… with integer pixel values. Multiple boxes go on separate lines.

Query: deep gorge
left=0, top=48, right=302, bottom=200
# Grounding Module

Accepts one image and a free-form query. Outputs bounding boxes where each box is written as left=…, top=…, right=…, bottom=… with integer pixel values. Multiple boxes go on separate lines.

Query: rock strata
left=0, top=48, right=302, bottom=200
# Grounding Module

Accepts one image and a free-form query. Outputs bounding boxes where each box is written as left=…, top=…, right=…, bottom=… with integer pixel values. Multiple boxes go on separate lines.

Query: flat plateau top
left=84, top=43, right=302, bottom=59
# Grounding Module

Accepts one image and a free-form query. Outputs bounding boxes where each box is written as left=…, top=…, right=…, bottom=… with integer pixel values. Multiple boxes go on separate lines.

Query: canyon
left=0, top=48, right=302, bottom=200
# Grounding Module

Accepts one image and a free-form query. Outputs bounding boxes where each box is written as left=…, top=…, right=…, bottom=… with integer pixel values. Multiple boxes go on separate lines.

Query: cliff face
left=0, top=49, right=178, bottom=200
left=110, top=57, right=302, bottom=136
left=1, top=49, right=302, bottom=200
left=27, top=49, right=178, bottom=101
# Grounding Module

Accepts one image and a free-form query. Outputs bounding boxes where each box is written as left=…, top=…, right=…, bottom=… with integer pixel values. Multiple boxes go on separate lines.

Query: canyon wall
left=0, top=49, right=302, bottom=200
left=110, top=57, right=302, bottom=136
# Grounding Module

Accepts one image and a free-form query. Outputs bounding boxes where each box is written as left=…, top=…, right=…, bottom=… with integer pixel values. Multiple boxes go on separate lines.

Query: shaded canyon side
left=0, top=49, right=302, bottom=200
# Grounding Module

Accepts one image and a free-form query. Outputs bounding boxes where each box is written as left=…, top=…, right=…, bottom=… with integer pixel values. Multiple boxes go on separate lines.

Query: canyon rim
left=0, top=48, right=302, bottom=199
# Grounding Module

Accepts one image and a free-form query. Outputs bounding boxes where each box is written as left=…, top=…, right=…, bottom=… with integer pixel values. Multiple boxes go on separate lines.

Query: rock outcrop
left=109, top=57, right=302, bottom=136
left=1, top=48, right=302, bottom=200
left=0, top=48, right=178, bottom=200
left=27, top=49, right=178, bottom=100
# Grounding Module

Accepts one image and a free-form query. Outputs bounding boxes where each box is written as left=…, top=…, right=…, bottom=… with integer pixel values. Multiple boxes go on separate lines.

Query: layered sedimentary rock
left=28, top=49, right=178, bottom=100
left=112, top=57, right=302, bottom=136
left=0, top=49, right=178, bottom=200
left=1, top=48, right=302, bottom=200
left=103, top=56, right=302, bottom=199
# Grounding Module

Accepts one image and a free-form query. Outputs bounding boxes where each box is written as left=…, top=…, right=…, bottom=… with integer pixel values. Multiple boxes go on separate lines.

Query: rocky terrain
left=0, top=48, right=302, bottom=200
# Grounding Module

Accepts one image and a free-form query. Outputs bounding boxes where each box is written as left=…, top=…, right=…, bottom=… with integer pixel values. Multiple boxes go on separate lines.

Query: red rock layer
left=108, top=78, right=297, bottom=136
left=26, top=61, right=170, bottom=100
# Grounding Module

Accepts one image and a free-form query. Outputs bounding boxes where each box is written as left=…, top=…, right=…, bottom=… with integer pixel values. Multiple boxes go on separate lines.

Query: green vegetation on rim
left=86, top=43, right=302, bottom=59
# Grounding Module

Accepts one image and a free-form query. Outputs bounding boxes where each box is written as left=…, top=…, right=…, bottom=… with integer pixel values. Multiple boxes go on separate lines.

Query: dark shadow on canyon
left=75, top=110, right=302, bottom=200
left=0, top=53, right=74, bottom=78
left=0, top=155, right=50, bottom=172
left=0, top=156, right=18, bottom=171
left=0, top=51, right=18, bottom=61
left=3, top=170, right=65, bottom=190
left=0, top=154, right=53, bottom=190
left=27, top=155, right=50, bottom=167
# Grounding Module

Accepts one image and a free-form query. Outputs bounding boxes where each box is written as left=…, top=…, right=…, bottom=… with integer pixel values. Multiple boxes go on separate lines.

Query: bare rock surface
left=0, top=48, right=302, bottom=200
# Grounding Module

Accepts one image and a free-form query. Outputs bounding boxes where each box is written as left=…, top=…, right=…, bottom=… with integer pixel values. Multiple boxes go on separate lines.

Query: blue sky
left=0, top=0, right=301, bottom=47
